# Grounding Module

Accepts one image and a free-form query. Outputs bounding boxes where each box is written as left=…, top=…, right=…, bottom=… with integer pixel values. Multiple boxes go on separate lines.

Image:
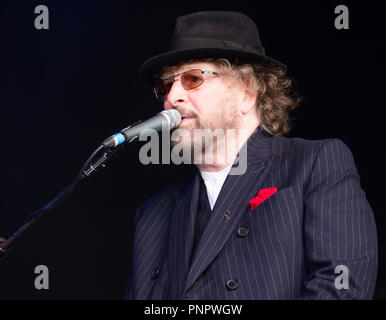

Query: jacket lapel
left=168, top=170, right=201, bottom=299
left=184, top=127, right=275, bottom=294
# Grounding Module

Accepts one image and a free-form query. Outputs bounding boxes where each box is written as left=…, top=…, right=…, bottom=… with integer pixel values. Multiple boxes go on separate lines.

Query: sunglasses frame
left=153, top=69, right=220, bottom=101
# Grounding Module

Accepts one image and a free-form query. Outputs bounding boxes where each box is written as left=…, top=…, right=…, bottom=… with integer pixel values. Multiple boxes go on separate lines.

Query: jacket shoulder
left=272, top=134, right=354, bottom=163
left=133, top=176, right=190, bottom=225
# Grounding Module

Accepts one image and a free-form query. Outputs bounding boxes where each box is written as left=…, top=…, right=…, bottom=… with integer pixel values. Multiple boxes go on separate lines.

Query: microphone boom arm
left=0, top=142, right=126, bottom=260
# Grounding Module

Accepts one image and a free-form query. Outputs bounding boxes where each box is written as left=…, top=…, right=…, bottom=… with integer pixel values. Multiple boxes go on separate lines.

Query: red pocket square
left=249, top=187, right=278, bottom=210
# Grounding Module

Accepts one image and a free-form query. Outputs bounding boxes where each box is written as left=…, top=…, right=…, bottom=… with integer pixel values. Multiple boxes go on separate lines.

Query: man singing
left=125, top=11, right=377, bottom=299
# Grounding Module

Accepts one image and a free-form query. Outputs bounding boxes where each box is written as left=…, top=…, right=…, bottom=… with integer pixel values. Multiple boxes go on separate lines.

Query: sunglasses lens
left=181, top=70, right=203, bottom=89
left=154, top=69, right=204, bottom=101
left=154, top=79, right=173, bottom=100
left=163, top=79, right=174, bottom=93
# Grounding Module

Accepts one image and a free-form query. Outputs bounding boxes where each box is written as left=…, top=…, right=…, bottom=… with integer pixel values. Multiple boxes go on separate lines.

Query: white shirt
left=199, top=164, right=233, bottom=210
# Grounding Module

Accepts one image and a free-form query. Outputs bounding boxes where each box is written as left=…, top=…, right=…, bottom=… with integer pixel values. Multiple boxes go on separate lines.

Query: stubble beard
left=170, top=99, right=242, bottom=166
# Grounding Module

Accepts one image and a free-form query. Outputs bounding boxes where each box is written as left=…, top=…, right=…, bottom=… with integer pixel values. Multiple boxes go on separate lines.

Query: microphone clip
left=82, top=144, right=124, bottom=178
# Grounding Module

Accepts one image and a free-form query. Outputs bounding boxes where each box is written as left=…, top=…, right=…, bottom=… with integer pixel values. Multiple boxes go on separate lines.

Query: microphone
left=102, top=109, right=181, bottom=148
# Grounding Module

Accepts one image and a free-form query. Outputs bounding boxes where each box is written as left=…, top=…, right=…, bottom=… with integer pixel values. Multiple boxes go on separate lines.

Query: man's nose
left=163, top=79, right=187, bottom=110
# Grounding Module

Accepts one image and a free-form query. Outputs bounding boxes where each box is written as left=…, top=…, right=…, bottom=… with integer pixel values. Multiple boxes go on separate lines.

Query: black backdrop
left=0, top=0, right=385, bottom=299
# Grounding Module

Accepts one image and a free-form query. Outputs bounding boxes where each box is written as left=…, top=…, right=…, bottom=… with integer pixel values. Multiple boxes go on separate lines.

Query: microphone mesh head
left=161, top=109, right=181, bottom=129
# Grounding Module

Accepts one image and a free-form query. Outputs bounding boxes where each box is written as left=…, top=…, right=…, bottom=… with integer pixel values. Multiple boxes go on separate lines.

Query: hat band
left=169, top=37, right=266, bottom=55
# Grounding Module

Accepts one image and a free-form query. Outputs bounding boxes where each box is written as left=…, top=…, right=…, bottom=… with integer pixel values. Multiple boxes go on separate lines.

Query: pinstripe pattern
left=125, top=127, right=378, bottom=299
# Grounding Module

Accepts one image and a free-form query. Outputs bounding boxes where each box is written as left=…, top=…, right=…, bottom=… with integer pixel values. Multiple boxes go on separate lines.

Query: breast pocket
left=249, top=185, right=303, bottom=248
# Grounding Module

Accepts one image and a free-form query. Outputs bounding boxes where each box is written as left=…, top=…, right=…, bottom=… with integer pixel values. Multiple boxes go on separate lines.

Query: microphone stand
left=0, top=143, right=125, bottom=260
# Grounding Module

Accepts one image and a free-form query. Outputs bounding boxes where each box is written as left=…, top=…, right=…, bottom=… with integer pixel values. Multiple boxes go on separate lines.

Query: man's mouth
left=178, top=113, right=197, bottom=127
left=181, top=116, right=194, bottom=122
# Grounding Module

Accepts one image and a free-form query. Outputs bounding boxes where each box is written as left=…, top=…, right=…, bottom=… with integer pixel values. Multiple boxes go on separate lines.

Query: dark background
left=0, top=0, right=384, bottom=299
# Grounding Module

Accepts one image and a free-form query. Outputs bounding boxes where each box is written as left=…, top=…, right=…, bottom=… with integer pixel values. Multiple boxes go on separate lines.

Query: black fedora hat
left=140, top=10, right=286, bottom=82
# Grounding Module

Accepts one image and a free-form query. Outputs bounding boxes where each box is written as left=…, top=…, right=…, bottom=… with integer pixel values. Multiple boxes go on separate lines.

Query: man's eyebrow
left=162, top=71, right=181, bottom=80
left=161, top=70, right=179, bottom=80
left=162, top=65, right=200, bottom=79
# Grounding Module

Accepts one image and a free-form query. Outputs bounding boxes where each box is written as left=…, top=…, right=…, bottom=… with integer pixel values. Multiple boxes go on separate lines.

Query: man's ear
left=240, top=89, right=257, bottom=115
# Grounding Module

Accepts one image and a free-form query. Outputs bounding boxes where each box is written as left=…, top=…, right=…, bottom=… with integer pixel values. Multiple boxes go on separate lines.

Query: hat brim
left=140, top=48, right=287, bottom=83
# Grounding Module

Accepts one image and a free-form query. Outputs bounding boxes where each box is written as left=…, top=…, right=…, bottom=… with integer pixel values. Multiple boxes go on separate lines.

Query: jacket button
left=226, top=279, right=239, bottom=290
left=237, top=226, right=249, bottom=237
left=151, top=267, right=160, bottom=279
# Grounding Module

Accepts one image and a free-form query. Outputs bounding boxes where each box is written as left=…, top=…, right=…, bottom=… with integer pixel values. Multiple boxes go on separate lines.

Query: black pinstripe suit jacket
left=125, top=127, right=378, bottom=299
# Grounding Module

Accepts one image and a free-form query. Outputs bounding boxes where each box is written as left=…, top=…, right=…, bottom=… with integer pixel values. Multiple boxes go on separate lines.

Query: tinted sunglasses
left=153, top=69, right=220, bottom=101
